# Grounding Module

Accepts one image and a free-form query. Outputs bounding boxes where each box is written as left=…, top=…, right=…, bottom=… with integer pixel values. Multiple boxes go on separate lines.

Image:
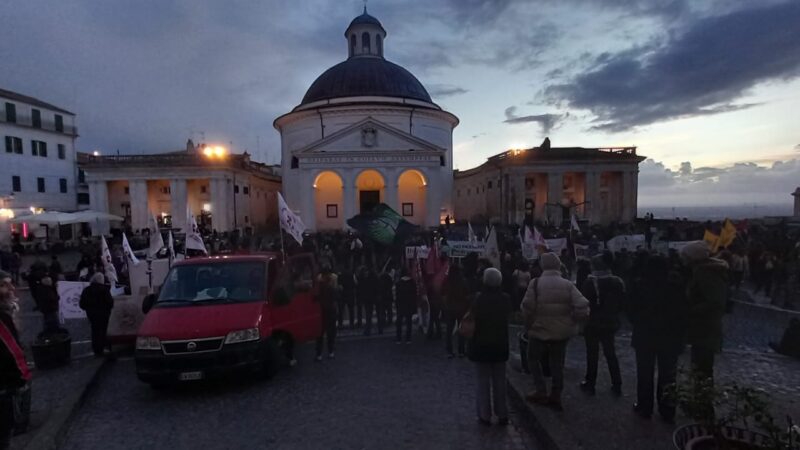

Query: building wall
left=276, top=102, right=457, bottom=230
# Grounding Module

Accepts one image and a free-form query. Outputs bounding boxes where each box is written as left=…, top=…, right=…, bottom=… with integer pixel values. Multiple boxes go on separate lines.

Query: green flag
left=346, top=203, right=418, bottom=245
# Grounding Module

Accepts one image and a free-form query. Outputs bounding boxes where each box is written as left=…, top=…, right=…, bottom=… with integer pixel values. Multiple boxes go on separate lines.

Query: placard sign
left=445, top=241, right=486, bottom=258
left=58, top=281, right=89, bottom=321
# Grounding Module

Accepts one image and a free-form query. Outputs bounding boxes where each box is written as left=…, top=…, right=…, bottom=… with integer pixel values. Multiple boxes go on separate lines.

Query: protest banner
left=544, top=238, right=568, bottom=255
left=445, top=241, right=486, bottom=258
left=405, top=246, right=430, bottom=259
left=606, top=234, right=646, bottom=252
left=58, top=281, right=89, bottom=322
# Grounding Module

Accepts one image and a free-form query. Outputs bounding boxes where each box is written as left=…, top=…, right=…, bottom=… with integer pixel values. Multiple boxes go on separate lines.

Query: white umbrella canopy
left=8, top=211, right=79, bottom=225
left=70, top=210, right=125, bottom=223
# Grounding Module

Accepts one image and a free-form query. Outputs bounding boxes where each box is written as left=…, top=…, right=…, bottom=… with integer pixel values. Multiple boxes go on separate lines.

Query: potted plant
left=672, top=371, right=798, bottom=450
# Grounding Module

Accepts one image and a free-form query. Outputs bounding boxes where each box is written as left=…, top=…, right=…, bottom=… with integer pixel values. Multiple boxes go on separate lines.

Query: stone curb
left=732, top=299, right=800, bottom=315
left=21, top=358, right=110, bottom=450
left=506, top=360, right=561, bottom=450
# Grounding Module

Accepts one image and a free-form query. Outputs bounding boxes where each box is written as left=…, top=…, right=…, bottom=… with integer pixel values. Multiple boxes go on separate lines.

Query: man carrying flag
left=485, top=226, right=501, bottom=268
left=468, top=222, right=476, bottom=243
left=571, top=214, right=581, bottom=232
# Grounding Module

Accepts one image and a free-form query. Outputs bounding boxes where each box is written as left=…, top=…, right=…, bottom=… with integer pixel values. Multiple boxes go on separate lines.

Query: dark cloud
left=544, top=1, right=800, bottom=131
left=427, top=84, right=468, bottom=99
left=503, top=107, right=567, bottom=134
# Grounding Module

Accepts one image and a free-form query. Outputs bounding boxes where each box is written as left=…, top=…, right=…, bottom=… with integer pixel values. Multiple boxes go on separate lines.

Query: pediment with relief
left=293, top=117, right=444, bottom=155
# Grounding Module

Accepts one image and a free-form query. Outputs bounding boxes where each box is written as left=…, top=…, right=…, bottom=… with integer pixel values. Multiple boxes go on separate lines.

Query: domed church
left=274, top=8, right=459, bottom=231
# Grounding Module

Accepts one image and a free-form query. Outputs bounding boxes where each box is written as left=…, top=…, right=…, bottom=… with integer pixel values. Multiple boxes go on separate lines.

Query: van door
left=267, top=254, right=321, bottom=343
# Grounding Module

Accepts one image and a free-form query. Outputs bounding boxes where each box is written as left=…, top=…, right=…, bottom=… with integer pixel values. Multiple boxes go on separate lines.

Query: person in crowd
left=337, top=268, right=356, bottom=329
left=729, top=250, right=746, bottom=291
left=575, top=259, right=592, bottom=291
left=680, top=241, right=729, bottom=382
left=512, top=263, right=532, bottom=311
left=442, top=265, right=470, bottom=358
left=314, top=265, right=338, bottom=361
left=319, top=245, right=335, bottom=272
left=580, top=255, right=625, bottom=396
left=629, top=255, right=687, bottom=423
left=426, top=275, right=443, bottom=340
left=378, top=267, right=395, bottom=327
left=79, top=273, right=115, bottom=357
left=49, top=255, right=63, bottom=280
left=359, top=267, right=380, bottom=335
left=395, top=267, right=417, bottom=344
left=1, top=270, right=31, bottom=450
left=522, top=253, right=590, bottom=411
left=469, top=268, right=512, bottom=426
left=31, top=272, right=60, bottom=335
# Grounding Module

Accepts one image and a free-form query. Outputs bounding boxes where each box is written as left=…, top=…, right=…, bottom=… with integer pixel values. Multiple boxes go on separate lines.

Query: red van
left=134, top=253, right=321, bottom=387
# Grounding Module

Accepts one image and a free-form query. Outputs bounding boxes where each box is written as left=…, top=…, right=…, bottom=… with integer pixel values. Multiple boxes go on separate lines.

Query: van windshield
left=157, top=261, right=267, bottom=305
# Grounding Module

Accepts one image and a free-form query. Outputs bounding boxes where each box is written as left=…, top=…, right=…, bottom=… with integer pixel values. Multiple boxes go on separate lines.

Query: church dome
left=295, top=9, right=435, bottom=109
left=300, top=58, right=433, bottom=106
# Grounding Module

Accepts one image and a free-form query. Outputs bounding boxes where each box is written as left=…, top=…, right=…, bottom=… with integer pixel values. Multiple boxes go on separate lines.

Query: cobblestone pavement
left=61, top=335, right=536, bottom=450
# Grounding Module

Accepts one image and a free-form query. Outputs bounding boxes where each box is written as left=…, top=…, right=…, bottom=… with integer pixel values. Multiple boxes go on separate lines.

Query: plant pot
left=673, top=424, right=773, bottom=450
left=31, top=333, right=71, bottom=369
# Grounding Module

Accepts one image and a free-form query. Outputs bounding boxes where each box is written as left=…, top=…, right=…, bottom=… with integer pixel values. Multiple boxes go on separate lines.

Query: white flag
left=167, top=231, right=175, bottom=260
left=484, top=227, right=501, bottom=268
left=148, top=214, right=164, bottom=257
left=571, top=214, right=581, bottom=232
left=100, top=235, right=118, bottom=285
left=185, top=206, right=208, bottom=254
left=278, top=193, right=306, bottom=245
left=524, top=226, right=536, bottom=244
left=468, top=222, right=476, bottom=243
left=484, top=225, right=490, bottom=242
left=122, top=233, right=140, bottom=266
left=533, top=226, right=546, bottom=247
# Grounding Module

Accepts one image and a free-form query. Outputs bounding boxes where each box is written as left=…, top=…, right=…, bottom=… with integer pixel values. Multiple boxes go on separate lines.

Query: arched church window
left=362, top=32, right=371, bottom=53
left=376, top=35, right=382, bottom=56
left=291, top=156, right=299, bottom=169
left=350, top=34, right=357, bottom=56
left=440, top=155, right=446, bottom=166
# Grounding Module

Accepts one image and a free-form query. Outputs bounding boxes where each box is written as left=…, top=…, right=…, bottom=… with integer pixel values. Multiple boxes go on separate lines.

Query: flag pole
left=279, top=227, right=287, bottom=263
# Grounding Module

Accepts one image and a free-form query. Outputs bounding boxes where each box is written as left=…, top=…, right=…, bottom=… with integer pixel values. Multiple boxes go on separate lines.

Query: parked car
left=134, top=253, right=321, bottom=388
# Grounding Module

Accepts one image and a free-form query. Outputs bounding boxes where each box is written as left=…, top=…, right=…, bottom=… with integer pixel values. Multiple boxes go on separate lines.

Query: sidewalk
left=10, top=357, right=107, bottom=450
left=507, top=332, right=800, bottom=450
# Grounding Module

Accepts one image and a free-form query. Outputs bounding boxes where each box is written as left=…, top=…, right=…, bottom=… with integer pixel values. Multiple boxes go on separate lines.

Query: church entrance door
left=360, top=190, right=380, bottom=213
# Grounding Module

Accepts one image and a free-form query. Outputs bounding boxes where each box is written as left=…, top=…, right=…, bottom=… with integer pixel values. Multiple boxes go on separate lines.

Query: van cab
left=134, top=253, right=321, bottom=387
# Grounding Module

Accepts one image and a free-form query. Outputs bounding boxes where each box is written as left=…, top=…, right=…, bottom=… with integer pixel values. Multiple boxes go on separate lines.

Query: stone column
left=210, top=178, right=230, bottom=232
left=547, top=172, right=563, bottom=226
left=302, top=171, right=316, bottom=232
left=128, top=180, right=149, bottom=232
left=426, top=174, right=442, bottom=227
left=584, top=171, right=601, bottom=224
left=170, top=179, right=187, bottom=232
left=621, top=171, right=634, bottom=223
left=89, top=181, right=110, bottom=236
left=342, top=182, right=356, bottom=230
left=511, top=172, right=526, bottom=225
left=384, top=173, right=399, bottom=212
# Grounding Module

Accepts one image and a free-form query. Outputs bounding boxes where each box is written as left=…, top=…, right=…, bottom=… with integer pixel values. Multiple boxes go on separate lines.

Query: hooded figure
left=680, top=241, right=729, bottom=381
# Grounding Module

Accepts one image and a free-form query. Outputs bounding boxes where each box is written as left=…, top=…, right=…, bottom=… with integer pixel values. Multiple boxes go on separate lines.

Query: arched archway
left=314, top=171, right=344, bottom=230
left=355, top=169, right=385, bottom=214
left=398, top=170, right=426, bottom=225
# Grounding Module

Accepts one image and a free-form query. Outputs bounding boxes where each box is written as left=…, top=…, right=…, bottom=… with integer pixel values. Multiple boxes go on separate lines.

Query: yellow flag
left=704, top=230, right=720, bottom=252
left=718, top=219, right=737, bottom=249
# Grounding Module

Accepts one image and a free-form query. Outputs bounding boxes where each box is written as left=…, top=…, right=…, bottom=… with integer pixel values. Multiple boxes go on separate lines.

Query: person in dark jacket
left=580, top=255, right=625, bottom=395
left=337, top=269, right=356, bottom=329
left=378, top=269, right=395, bottom=327
left=395, top=268, right=417, bottom=344
left=680, top=241, right=729, bottom=382
left=31, top=275, right=60, bottom=335
left=1, top=270, right=30, bottom=450
left=359, top=268, right=381, bottom=336
left=443, top=265, right=471, bottom=358
left=314, top=266, right=339, bottom=361
left=79, top=273, right=114, bottom=357
left=630, top=255, right=687, bottom=423
left=469, top=268, right=512, bottom=426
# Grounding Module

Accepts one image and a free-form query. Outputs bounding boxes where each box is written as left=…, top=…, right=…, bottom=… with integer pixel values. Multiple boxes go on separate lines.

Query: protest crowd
left=1, top=206, right=800, bottom=437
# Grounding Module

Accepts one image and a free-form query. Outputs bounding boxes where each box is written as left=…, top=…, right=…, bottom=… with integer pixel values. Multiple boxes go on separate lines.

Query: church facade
left=274, top=10, right=458, bottom=231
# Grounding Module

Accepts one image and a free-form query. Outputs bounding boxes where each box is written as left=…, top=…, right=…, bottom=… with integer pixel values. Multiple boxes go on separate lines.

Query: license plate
left=178, top=371, right=203, bottom=381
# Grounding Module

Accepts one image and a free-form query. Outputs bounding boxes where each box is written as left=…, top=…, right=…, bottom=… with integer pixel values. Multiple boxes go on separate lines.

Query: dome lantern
left=345, top=6, right=387, bottom=59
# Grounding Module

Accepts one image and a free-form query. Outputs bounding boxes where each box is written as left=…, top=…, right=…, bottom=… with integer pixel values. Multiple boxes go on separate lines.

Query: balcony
left=0, top=113, right=78, bottom=136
